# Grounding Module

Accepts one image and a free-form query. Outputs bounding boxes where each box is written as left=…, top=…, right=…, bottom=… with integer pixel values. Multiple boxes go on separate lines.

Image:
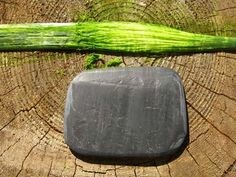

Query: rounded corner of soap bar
left=64, top=67, right=188, bottom=159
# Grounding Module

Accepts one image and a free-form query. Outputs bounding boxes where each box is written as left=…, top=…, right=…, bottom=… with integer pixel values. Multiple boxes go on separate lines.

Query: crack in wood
left=167, top=164, right=172, bottom=177
left=154, top=161, right=161, bottom=177
left=72, top=158, right=77, bottom=177
left=15, top=129, right=50, bottom=177
left=216, top=6, right=236, bottom=12
left=151, top=56, right=164, bottom=66
left=121, top=56, right=126, bottom=66
left=82, top=169, right=106, bottom=175
left=0, top=106, right=37, bottom=131
left=0, top=115, right=17, bottom=131
left=205, top=152, right=222, bottom=171
left=0, top=78, right=62, bottom=131
left=75, top=162, right=108, bottom=175
left=47, top=160, right=53, bottom=177
left=190, top=129, right=209, bottom=145
left=174, top=62, right=193, bottom=70
left=186, top=149, right=200, bottom=166
left=219, top=107, right=236, bottom=122
left=134, top=167, right=137, bottom=177
left=59, top=155, right=67, bottom=177
left=221, top=160, right=236, bottom=177
left=0, top=135, right=24, bottom=157
left=187, top=101, right=236, bottom=145
left=0, top=84, right=20, bottom=97
left=106, top=165, right=125, bottom=174
left=114, top=165, right=118, bottom=177
left=140, top=0, right=155, bottom=19
left=190, top=78, right=236, bottom=103
left=35, top=110, right=63, bottom=134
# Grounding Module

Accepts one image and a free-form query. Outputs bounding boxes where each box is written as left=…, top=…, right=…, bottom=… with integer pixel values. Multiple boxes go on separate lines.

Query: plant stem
left=0, top=23, right=78, bottom=51
left=0, top=22, right=235, bottom=55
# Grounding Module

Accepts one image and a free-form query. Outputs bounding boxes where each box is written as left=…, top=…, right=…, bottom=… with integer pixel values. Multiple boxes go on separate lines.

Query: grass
left=105, top=57, right=122, bottom=67
left=84, top=54, right=122, bottom=70
left=84, top=54, right=103, bottom=70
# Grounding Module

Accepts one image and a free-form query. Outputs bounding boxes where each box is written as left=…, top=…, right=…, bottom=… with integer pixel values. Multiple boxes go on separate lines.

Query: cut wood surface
left=0, top=0, right=236, bottom=176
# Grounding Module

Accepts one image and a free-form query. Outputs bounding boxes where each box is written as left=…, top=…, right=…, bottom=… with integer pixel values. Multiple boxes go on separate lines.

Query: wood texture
left=0, top=0, right=236, bottom=176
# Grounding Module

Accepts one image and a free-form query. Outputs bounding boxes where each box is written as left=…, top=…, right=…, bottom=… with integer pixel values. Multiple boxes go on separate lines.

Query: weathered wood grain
left=0, top=0, right=236, bottom=176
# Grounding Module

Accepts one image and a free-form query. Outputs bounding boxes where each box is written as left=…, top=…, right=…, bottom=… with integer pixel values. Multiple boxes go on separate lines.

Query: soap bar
left=64, top=67, right=188, bottom=159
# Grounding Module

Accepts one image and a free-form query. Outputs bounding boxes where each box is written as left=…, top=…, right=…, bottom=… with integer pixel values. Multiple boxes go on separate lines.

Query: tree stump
left=0, top=0, right=236, bottom=176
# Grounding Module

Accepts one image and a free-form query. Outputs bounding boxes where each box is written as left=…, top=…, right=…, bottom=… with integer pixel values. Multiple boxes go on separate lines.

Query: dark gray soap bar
left=64, top=67, right=188, bottom=159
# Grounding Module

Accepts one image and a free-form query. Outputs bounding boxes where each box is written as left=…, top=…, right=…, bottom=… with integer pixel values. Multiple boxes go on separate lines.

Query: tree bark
left=0, top=0, right=236, bottom=176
